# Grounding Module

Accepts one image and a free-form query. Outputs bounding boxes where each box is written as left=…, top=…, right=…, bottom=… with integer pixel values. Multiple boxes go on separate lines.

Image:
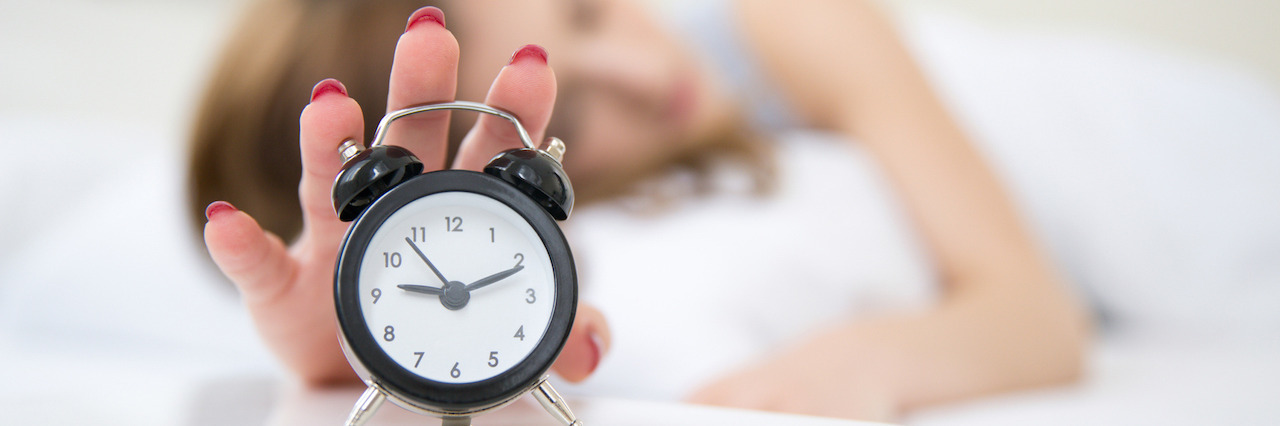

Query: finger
left=552, top=303, right=611, bottom=382
left=203, top=201, right=296, bottom=305
left=383, top=6, right=458, bottom=170
left=204, top=201, right=357, bottom=385
left=299, top=78, right=364, bottom=246
left=452, top=44, right=556, bottom=171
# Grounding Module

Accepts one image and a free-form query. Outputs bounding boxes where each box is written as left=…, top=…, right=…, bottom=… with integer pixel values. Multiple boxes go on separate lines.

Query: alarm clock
left=331, top=101, right=583, bottom=426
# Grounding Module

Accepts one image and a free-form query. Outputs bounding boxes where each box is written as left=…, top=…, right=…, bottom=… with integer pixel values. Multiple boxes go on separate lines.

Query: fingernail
left=310, top=78, right=348, bottom=102
left=508, top=44, right=548, bottom=66
left=405, top=6, right=445, bottom=32
left=586, top=331, right=604, bottom=374
left=205, top=201, right=237, bottom=221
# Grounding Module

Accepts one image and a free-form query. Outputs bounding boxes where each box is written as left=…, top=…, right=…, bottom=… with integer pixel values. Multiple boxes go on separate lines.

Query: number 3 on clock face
left=357, top=192, right=556, bottom=384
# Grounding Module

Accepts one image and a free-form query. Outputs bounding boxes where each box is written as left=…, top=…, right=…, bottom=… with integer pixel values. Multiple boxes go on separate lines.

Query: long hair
left=187, top=0, right=772, bottom=243
left=187, top=0, right=446, bottom=242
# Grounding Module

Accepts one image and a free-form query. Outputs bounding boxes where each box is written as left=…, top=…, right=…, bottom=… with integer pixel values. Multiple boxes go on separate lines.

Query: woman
left=191, top=0, right=1089, bottom=420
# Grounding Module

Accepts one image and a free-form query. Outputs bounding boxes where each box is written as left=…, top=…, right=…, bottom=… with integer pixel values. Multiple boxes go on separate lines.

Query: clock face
left=356, top=191, right=556, bottom=384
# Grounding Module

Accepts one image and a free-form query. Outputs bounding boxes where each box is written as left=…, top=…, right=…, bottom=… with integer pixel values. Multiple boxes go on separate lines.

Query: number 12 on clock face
left=356, top=192, right=558, bottom=384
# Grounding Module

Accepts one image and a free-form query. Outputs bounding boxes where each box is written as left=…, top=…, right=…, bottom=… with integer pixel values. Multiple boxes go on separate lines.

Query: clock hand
left=463, top=265, right=525, bottom=292
left=404, top=237, right=449, bottom=285
left=397, top=284, right=444, bottom=295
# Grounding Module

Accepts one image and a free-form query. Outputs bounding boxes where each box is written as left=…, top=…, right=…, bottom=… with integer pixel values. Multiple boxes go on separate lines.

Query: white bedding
left=898, top=11, right=1280, bottom=424
left=2, top=8, right=1278, bottom=425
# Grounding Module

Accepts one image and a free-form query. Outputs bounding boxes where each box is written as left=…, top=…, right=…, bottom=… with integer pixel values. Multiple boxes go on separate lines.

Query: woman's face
left=450, top=0, right=734, bottom=184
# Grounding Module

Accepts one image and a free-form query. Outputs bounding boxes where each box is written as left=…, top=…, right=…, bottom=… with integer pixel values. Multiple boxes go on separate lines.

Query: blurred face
left=450, top=0, right=735, bottom=185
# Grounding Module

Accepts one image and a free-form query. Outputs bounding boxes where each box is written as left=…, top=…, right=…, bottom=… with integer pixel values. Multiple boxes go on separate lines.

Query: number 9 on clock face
left=358, top=192, right=556, bottom=384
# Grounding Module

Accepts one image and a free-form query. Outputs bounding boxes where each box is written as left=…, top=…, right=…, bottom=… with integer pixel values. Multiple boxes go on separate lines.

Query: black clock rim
left=334, top=170, right=577, bottom=411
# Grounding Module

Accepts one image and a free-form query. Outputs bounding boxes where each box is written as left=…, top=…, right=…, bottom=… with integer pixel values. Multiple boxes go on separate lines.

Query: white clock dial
left=358, top=191, right=556, bottom=383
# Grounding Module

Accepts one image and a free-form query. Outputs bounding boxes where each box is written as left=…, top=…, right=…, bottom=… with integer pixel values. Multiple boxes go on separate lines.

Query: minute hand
left=463, top=265, right=524, bottom=292
left=405, top=237, right=449, bottom=285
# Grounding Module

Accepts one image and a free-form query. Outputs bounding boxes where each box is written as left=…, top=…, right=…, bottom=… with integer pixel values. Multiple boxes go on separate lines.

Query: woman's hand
left=688, top=291, right=1086, bottom=421
left=687, top=326, right=899, bottom=422
left=201, top=7, right=609, bottom=386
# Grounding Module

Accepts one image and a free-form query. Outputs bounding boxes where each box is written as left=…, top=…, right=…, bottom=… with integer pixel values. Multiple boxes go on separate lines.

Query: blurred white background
left=1, top=0, right=1277, bottom=140
left=888, top=0, right=1280, bottom=89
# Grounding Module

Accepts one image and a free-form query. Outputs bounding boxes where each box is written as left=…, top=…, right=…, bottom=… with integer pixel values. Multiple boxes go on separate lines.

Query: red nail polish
left=310, top=78, right=348, bottom=102
left=405, top=6, right=445, bottom=32
left=205, top=201, right=237, bottom=221
left=508, top=44, right=548, bottom=66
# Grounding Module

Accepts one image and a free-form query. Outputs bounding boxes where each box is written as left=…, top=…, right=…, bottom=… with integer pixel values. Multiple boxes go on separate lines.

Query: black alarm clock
left=331, top=101, right=582, bottom=426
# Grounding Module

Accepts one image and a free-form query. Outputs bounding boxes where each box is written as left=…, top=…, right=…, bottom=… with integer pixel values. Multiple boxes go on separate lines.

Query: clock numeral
left=383, top=325, right=395, bottom=342
left=450, top=362, right=462, bottom=379
left=489, top=227, right=495, bottom=243
left=514, top=253, right=524, bottom=268
left=370, top=288, right=382, bottom=304
left=410, top=226, right=428, bottom=242
left=413, top=351, right=425, bottom=368
left=488, top=351, right=500, bottom=368
left=383, top=252, right=401, bottom=268
left=525, top=288, right=536, bottom=304
left=445, top=216, right=463, bottom=232
left=514, top=326, right=525, bottom=341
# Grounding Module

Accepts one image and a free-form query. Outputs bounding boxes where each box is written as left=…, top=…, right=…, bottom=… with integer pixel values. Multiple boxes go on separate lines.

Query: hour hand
left=464, top=265, right=524, bottom=292
left=397, top=284, right=444, bottom=295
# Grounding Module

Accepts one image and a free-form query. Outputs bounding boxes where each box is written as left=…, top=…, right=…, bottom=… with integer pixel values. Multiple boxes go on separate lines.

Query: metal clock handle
left=370, top=100, right=538, bottom=151
left=364, top=100, right=567, bottom=164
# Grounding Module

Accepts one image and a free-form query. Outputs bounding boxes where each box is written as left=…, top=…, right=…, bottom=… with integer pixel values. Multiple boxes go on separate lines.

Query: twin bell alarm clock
left=329, top=101, right=583, bottom=426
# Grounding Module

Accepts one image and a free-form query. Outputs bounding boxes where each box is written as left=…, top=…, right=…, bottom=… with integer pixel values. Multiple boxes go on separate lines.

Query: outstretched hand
left=202, top=6, right=609, bottom=386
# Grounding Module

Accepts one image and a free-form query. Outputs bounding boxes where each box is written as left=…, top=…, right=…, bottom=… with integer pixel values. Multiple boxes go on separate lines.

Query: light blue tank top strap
left=658, top=0, right=801, bottom=134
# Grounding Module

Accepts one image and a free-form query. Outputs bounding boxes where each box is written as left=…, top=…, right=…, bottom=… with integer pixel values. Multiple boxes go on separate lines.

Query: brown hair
left=187, top=0, right=771, bottom=242
left=187, top=0, right=449, bottom=242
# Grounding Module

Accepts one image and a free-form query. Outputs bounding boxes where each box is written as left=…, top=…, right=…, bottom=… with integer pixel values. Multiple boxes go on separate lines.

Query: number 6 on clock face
left=334, top=168, right=576, bottom=414
left=357, top=192, right=556, bottom=384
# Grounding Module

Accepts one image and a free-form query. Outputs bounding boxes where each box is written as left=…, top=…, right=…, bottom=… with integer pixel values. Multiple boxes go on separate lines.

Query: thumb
left=203, top=201, right=296, bottom=304
left=552, top=304, right=611, bottom=383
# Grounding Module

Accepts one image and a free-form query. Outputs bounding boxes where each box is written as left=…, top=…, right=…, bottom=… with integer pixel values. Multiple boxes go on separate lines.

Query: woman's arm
left=691, top=0, right=1091, bottom=418
left=202, top=8, right=609, bottom=387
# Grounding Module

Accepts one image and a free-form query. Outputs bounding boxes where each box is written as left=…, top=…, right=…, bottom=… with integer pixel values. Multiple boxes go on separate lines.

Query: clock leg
left=441, top=416, right=471, bottom=426
left=344, top=384, right=387, bottom=426
left=533, top=377, right=583, bottom=426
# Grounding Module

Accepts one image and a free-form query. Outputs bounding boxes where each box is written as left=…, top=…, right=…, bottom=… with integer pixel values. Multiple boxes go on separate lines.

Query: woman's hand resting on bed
left=688, top=324, right=900, bottom=420
left=200, top=7, right=609, bottom=386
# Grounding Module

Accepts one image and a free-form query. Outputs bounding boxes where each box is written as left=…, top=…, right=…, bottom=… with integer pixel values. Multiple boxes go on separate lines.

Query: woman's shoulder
left=732, top=0, right=903, bottom=129
left=660, top=0, right=803, bottom=133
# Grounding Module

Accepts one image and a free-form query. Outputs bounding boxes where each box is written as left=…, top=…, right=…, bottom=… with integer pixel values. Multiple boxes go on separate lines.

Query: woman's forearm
left=829, top=278, right=1091, bottom=412
left=733, top=0, right=1092, bottom=415
left=696, top=275, right=1092, bottom=420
